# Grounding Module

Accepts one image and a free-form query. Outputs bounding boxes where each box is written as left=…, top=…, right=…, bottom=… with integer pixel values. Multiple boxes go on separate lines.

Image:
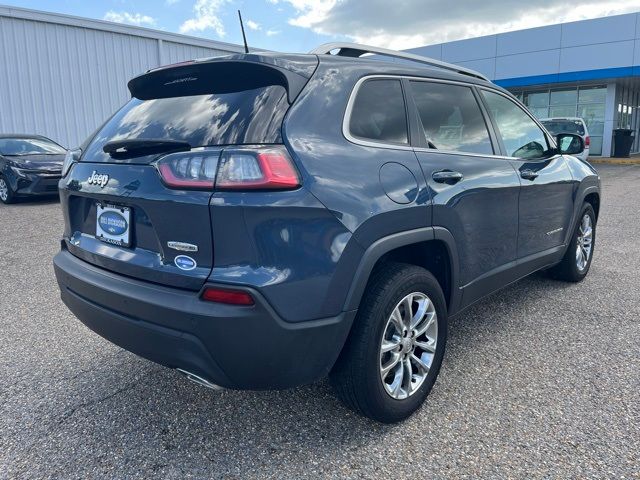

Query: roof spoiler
left=128, top=56, right=317, bottom=103
left=310, top=42, right=490, bottom=82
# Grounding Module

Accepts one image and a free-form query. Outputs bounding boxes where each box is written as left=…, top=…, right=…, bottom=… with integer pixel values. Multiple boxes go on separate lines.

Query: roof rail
left=309, top=42, right=490, bottom=82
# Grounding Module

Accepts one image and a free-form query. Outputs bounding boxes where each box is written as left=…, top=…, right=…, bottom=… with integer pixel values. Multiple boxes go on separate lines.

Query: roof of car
left=317, top=53, right=499, bottom=88
left=0, top=133, right=52, bottom=140
left=183, top=51, right=500, bottom=89
left=539, top=117, right=585, bottom=123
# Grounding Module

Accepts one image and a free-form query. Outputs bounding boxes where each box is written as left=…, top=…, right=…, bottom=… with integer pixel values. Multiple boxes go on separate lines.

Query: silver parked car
left=540, top=117, right=590, bottom=161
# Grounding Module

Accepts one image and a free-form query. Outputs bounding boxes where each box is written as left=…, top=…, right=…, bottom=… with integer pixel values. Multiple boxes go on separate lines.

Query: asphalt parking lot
left=0, top=163, right=638, bottom=479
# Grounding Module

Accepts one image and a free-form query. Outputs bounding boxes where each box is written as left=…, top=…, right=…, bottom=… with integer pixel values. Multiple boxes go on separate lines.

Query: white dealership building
left=1, top=5, right=640, bottom=156
left=408, top=12, right=640, bottom=157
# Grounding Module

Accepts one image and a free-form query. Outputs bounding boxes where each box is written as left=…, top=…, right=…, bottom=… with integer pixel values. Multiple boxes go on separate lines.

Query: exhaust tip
left=176, top=368, right=224, bottom=391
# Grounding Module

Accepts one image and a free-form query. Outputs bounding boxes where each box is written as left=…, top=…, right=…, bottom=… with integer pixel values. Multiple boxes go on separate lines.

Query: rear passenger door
left=407, top=80, right=522, bottom=307
left=479, top=89, right=575, bottom=261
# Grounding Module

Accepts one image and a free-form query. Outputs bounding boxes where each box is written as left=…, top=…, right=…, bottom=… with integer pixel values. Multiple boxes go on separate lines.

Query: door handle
left=520, top=169, right=539, bottom=180
left=432, top=170, right=463, bottom=184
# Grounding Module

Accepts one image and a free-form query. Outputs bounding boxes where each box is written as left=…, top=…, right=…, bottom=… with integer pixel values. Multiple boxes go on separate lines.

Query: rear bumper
left=54, top=249, right=355, bottom=389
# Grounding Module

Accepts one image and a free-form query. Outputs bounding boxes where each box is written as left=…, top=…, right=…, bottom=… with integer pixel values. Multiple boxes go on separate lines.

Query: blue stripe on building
left=495, top=67, right=640, bottom=88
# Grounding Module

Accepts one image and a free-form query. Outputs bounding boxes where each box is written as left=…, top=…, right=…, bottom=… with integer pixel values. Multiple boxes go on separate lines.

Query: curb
left=589, top=158, right=640, bottom=165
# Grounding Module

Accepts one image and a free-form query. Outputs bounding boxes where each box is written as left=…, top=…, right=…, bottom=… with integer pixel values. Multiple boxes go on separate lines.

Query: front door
left=479, top=89, right=575, bottom=260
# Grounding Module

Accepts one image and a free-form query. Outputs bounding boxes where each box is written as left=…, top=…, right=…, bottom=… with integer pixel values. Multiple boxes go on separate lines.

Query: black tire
left=329, top=262, right=447, bottom=423
left=0, top=175, right=15, bottom=204
left=548, top=203, right=596, bottom=282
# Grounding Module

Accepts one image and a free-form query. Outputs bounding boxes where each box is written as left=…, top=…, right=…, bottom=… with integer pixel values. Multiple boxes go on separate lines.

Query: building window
left=515, top=85, right=606, bottom=155
left=578, top=86, right=606, bottom=155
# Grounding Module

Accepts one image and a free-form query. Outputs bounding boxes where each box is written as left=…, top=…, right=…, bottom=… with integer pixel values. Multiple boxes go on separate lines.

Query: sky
left=3, top=0, right=640, bottom=52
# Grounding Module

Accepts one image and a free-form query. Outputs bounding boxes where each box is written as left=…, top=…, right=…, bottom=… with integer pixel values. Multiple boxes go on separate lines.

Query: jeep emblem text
left=87, top=171, right=109, bottom=188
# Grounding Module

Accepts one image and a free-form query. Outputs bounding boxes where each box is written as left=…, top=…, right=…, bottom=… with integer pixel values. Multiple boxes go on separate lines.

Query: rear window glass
left=349, top=79, right=408, bottom=145
left=82, top=85, right=288, bottom=162
left=541, top=120, right=585, bottom=136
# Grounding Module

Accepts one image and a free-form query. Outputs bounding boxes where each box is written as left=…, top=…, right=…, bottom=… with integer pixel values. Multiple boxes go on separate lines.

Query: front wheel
left=548, top=203, right=596, bottom=282
left=0, top=176, right=15, bottom=204
left=330, top=263, right=447, bottom=423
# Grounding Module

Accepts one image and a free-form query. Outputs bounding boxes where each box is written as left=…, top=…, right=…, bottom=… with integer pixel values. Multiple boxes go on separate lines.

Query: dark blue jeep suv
left=54, top=43, right=600, bottom=423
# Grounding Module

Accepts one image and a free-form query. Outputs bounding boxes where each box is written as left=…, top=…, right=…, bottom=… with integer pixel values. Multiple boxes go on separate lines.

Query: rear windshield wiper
left=103, top=139, right=191, bottom=159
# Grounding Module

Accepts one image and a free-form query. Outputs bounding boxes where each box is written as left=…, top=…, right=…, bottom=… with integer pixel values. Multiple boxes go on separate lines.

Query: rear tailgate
left=60, top=55, right=317, bottom=291
left=60, top=159, right=219, bottom=290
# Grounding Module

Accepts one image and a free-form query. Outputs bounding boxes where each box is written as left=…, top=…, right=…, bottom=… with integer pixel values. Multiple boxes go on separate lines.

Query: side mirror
left=556, top=133, right=584, bottom=155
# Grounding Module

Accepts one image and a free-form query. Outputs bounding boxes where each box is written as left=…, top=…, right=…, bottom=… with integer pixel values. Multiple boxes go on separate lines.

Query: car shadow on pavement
left=18, top=273, right=579, bottom=477
left=0, top=195, right=59, bottom=207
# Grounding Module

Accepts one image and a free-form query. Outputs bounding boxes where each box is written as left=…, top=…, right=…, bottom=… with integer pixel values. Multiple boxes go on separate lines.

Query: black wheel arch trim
left=564, top=184, right=600, bottom=247
left=343, top=226, right=461, bottom=314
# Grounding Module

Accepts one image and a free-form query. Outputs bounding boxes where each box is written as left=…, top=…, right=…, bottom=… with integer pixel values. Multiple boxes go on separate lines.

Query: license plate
left=96, top=204, right=131, bottom=247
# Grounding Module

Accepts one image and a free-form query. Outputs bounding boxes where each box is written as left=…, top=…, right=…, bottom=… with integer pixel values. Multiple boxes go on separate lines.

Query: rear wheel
left=548, top=203, right=596, bottom=282
left=330, top=263, right=447, bottom=423
left=0, top=176, right=15, bottom=204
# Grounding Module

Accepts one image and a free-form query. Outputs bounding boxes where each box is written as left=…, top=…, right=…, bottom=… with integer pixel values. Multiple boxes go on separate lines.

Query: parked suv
left=540, top=117, right=590, bottom=161
left=54, top=43, right=600, bottom=423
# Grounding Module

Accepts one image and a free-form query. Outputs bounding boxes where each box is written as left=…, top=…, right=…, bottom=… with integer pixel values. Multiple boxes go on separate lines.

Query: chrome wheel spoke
left=410, top=297, right=429, bottom=329
left=411, top=353, right=431, bottom=373
left=381, top=336, right=401, bottom=353
left=390, top=370, right=405, bottom=398
left=403, top=358, right=414, bottom=396
left=390, top=307, right=404, bottom=333
left=401, top=296, right=413, bottom=328
left=415, top=312, right=436, bottom=337
left=381, top=352, right=401, bottom=377
left=414, top=338, right=436, bottom=353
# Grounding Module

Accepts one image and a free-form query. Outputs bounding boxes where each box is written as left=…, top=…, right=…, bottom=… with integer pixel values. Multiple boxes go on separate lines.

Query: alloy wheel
left=379, top=292, right=438, bottom=400
left=576, top=213, right=593, bottom=271
left=0, top=178, right=8, bottom=202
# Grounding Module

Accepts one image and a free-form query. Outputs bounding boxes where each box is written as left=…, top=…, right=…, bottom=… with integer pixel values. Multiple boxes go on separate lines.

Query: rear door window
left=409, top=81, right=493, bottom=154
left=348, top=79, right=408, bottom=145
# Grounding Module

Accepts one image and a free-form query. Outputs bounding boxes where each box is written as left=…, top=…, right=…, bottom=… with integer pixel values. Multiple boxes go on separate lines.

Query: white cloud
left=266, top=29, right=281, bottom=36
left=284, top=0, right=337, bottom=29
left=103, top=10, right=156, bottom=27
left=276, top=0, right=640, bottom=49
left=246, top=20, right=261, bottom=30
left=179, top=0, right=230, bottom=37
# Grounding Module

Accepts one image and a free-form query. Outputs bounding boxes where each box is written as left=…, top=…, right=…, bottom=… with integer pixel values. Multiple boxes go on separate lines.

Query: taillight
left=155, top=145, right=300, bottom=191
left=156, top=150, right=218, bottom=189
left=585, top=136, right=590, bottom=147
left=216, top=146, right=300, bottom=190
left=201, top=287, right=254, bottom=305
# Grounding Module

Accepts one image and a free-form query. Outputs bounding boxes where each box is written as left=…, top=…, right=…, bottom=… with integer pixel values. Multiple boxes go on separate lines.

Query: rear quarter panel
left=280, top=61, right=432, bottom=318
